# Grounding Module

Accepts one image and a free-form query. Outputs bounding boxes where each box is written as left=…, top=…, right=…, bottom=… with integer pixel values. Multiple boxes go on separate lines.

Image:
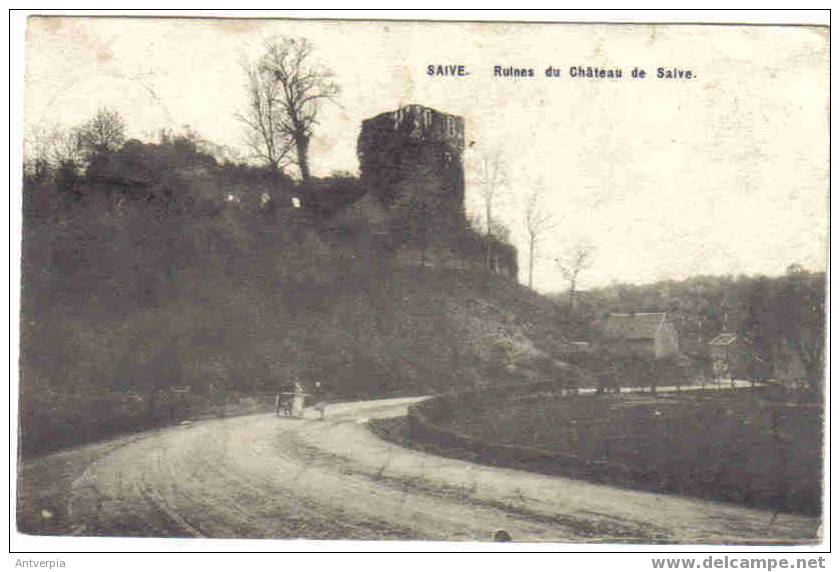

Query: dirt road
left=17, top=397, right=820, bottom=543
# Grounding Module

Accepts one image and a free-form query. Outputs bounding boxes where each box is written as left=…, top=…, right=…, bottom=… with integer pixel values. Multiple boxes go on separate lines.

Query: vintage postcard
left=13, top=13, right=829, bottom=550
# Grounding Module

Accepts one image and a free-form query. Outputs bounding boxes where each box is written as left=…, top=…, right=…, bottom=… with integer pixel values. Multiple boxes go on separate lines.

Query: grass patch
left=398, top=389, right=822, bottom=515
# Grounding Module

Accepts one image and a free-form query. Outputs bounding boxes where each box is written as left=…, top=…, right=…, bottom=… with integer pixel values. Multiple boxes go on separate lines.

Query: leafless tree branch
left=523, top=189, right=554, bottom=290
left=249, top=37, right=340, bottom=184
left=556, top=241, right=595, bottom=309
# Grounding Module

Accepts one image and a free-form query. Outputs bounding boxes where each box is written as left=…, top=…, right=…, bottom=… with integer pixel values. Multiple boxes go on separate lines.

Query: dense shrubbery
left=563, top=353, right=692, bottom=394
left=19, top=138, right=547, bottom=456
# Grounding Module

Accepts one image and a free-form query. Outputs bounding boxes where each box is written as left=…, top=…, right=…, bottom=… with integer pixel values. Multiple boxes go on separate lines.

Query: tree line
left=25, top=37, right=338, bottom=189
left=563, top=265, right=826, bottom=396
left=24, top=108, right=127, bottom=186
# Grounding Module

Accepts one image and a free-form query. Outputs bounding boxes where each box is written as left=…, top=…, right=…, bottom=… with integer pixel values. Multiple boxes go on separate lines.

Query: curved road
left=18, top=397, right=820, bottom=543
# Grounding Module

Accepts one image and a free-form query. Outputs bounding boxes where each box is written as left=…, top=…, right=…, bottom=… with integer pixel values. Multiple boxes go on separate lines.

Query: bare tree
left=50, top=127, right=85, bottom=167
left=469, top=148, right=506, bottom=236
left=255, top=37, right=340, bottom=185
left=22, top=124, right=53, bottom=179
left=236, top=59, right=294, bottom=178
left=23, top=124, right=84, bottom=180
left=523, top=190, right=553, bottom=290
left=78, top=108, right=125, bottom=157
left=556, top=241, right=595, bottom=309
left=468, top=147, right=509, bottom=270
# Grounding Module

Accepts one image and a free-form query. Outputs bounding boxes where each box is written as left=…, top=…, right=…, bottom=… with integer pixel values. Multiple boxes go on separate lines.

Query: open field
left=404, top=388, right=822, bottom=515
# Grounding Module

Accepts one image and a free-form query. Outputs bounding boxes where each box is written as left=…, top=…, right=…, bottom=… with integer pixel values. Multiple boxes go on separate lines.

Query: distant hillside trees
left=743, top=265, right=825, bottom=395
left=570, top=268, right=826, bottom=397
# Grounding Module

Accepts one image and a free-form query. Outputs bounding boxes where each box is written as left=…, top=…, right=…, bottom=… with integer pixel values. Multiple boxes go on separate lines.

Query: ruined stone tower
left=353, top=105, right=515, bottom=277
left=357, top=104, right=466, bottom=226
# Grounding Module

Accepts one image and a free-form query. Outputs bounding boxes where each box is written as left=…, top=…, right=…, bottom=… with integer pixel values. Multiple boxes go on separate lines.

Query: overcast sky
left=24, top=17, right=828, bottom=293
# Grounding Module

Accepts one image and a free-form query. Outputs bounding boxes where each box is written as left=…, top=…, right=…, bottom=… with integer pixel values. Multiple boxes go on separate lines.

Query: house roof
left=603, top=312, right=667, bottom=341
left=709, top=333, right=738, bottom=346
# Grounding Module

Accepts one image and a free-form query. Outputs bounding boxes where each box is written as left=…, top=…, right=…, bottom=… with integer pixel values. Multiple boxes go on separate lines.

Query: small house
left=601, top=312, right=679, bottom=358
left=708, top=332, right=753, bottom=378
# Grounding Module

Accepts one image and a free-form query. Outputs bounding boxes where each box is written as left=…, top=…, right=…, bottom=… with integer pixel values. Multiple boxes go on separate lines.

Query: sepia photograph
left=11, top=12, right=829, bottom=551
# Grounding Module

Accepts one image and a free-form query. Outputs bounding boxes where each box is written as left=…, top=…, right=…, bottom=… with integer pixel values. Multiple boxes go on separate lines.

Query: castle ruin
left=358, top=105, right=465, bottom=222
left=353, top=104, right=516, bottom=279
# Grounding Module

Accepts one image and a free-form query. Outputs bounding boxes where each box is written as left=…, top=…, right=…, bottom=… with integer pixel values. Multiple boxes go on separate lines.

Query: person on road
left=313, top=381, right=327, bottom=420
left=291, top=380, right=306, bottom=418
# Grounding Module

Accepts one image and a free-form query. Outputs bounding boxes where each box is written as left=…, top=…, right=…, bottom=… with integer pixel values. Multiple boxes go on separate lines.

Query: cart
left=275, top=383, right=309, bottom=418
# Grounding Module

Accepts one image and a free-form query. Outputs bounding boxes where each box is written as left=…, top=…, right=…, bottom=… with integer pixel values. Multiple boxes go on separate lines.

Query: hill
left=19, top=142, right=573, bottom=456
